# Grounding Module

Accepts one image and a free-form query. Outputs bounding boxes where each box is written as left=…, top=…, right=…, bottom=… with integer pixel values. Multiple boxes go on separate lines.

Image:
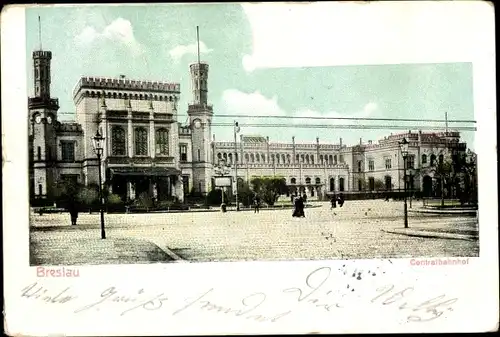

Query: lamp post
left=234, top=121, right=240, bottom=211
left=399, top=137, right=409, bottom=228
left=92, top=129, right=106, bottom=239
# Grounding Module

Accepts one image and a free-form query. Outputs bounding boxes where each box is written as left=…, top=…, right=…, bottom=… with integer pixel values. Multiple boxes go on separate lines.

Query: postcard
left=2, top=1, right=498, bottom=335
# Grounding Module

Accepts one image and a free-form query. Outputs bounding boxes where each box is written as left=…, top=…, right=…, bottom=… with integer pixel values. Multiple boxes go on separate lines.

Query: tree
left=250, top=176, right=288, bottom=206
left=206, top=189, right=228, bottom=206
left=51, top=179, right=82, bottom=207
left=77, top=186, right=99, bottom=212
left=237, top=179, right=253, bottom=207
left=136, top=191, right=154, bottom=212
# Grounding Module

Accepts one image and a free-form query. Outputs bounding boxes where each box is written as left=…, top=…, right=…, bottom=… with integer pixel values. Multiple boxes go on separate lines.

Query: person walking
left=292, top=195, right=300, bottom=217
left=330, top=194, right=337, bottom=209
left=253, top=194, right=261, bottom=213
left=67, top=199, right=79, bottom=226
left=338, top=193, right=345, bottom=207
left=298, top=195, right=305, bottom=217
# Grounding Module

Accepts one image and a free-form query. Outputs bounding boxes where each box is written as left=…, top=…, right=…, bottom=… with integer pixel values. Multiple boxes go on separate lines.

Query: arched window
left=38, top=184, right=42, bottom=196
left=111, top=126, right=126, bottom=156
left=305, top=154, right=310, bottom=164
left=329, top=177, right=335, bottom=191
left=245, top=153, right=249, bottom=163
left=295, top=154, right=299, bottom=163
left=37, top=146, right=41, bottom=161
left=301, top=154, right=305, bottom=163
left=250, top=154, right=255, bottom=163
left=320, top=155, right=323, bottom=164
left=291, top=177, right=296, bottom=184
left=134, top=127, right=148, bottom=156
left=305, top=177, right=311, bottom=184
left=217, top=153, right=222, bottom=160
left=430, top=154, right=436, bottom=166
left=334, top=155, right=337, bottom=164
left=329, top=155, right=333, bottom=165
left=287, top=154, right=291, bottom=163
left=315, top=177, right=321, bottom=184
left=271, top=154, right=275, bottom=163
left=422, top=154, right=427, bottom=164
left=228, top=153, right=233, bottom=164
left=255, top=153, right=260, bottom=162
left=311, top=156, right=315, bottom=164
left=155, top=128, right=168, bottom=155
left=262, top=154, right=266, bottom=163
left=276, top=154, right=280, bottom=164
left=235, top=153, right=239, bottom=163
left=223, top=153, right=228, bottom=162
left=339, top=177, right=345, bottom=191
left=281, top=154, right=286, bottom=163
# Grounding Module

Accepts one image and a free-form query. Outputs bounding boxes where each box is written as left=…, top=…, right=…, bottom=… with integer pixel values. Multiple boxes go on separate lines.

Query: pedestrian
left=337, top=193, right=344, bottom=208
left=298, top=195, right=305, bottom=217
left=67, top=199, right=79, bottom=226
left=331, top=194, right=337, bottom=209
left=253, top=194, right=260, bottom=213
left=292, top=195, right=300, bottom=217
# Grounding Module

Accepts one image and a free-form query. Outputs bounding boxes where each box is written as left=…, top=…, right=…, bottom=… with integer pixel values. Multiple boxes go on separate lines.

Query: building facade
left=28, top=46, right=469, bottom=203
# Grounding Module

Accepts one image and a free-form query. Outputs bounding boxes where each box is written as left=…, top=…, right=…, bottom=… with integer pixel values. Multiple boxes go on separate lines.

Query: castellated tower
left=29, top=50, right=59, bottom=200
left=188, top=61, right=213, bottom=194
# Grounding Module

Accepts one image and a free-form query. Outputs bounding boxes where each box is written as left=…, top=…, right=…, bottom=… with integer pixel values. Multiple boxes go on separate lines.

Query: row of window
left=216, top=152, right=345, bottom=165
left=363, top=154, right=444, bottom=172
left=111, top=126, right=169, bottom=156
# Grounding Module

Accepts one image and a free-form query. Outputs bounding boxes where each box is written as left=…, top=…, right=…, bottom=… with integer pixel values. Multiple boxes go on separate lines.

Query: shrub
left=107, top=194, right=122, bottom=205
left=206, top=189, right=228, bottom=206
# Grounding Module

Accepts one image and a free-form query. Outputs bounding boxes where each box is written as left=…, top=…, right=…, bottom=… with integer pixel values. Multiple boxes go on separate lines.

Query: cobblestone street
left=30, top=200, right=479, bottom=264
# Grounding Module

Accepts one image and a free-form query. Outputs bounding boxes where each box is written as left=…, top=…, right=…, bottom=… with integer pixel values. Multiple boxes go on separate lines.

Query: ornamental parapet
left=73, top=76, right=180, bottom=101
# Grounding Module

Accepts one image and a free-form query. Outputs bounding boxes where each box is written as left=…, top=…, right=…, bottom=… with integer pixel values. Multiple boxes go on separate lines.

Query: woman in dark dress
left=67, top=200, right=79, bottom=226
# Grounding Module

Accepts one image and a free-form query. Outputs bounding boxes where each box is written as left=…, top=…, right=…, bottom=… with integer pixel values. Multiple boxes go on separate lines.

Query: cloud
left=169, top=41, right=213, bottom=62
left=241, top=2, right=494, bottom=72
left=221, top=89, right=286, bottom=116
left=294, top=102, right=379, bottom=126
left=74, top=18, right=143, bottom=56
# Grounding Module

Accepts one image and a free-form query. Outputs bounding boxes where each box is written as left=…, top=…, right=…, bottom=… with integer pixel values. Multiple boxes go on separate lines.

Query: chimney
left=340, top=137, right=343, bottom=147
left=316, top=137, right=319, bottom=144
left=360, top=138, right=362, bottom=145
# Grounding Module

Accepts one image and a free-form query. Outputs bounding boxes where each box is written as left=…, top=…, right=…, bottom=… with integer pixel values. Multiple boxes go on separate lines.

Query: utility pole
left=234, top=121, right=240, bottom=211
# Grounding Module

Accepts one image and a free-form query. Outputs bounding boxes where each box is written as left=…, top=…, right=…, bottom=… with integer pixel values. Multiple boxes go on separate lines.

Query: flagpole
left=38, top=16, right=42, bottom=50
left=234, top=121, right=240, bottom=211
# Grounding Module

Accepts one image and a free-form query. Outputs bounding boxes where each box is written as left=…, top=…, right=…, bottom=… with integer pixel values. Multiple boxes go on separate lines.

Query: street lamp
left=92, top=129, right=106, bottom=239
left=399, top=137, right=409, bottom=228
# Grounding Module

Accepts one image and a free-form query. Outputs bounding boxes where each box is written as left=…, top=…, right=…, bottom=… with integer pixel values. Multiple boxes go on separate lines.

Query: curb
left=157, top=245, right=186, bottom=263
left=381, top=229, right=478, bottom=241
left=408, top=209, right=477, bottom=216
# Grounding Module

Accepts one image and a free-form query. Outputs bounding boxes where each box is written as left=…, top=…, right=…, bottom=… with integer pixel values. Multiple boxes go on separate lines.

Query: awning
left=109, top=167, right=181, bottom=177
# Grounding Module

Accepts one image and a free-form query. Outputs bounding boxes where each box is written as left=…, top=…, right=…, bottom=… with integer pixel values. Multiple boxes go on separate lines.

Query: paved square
left=30, top=200, right=479, bottom=264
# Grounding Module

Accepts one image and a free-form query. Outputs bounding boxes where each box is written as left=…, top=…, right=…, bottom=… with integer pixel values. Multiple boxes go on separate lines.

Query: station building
left=28, top=46, right=468, bottom=203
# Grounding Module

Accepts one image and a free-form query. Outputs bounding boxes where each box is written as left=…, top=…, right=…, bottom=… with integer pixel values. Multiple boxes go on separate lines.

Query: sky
left=25, top=3, right=480, bottom=148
